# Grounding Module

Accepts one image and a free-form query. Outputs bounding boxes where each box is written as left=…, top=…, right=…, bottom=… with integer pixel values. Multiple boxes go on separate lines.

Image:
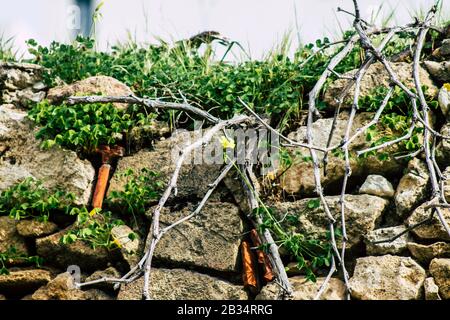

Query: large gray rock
left=150, top=202, right=243, bottom=273
left=324, top=62, right=437, bottom=108
left=406, top=203, right=450, bottom=241
left=0, top=104, right=95, bottom=205
left=117, top=268, right=248, bottom=300
left=0, top=216, right=28, bottom=254
left=31, top=272, right=86, bottom=300
left=439, top=84, right=450, bottom=117
left=424, top=277, right=442, bottom=300
left=407, top=242, right=450, bottom=265
left=437, top=124, right=450, bottom=164
left=256, top=277, right=346, bottom=300
left=0, top=269, right=51, bottom=296
left=0, top=62, right=45, bottom=106
left=443, top=166, right=450, bottom=202
left=108, top=130, right=225, bottom=201
left=429, top=258, right=450, bottom=299
left=359, top=175, right=394, bottom=198
left=111, top=225, right=140, bottom=268
left=280, top=112, right=405, bottom=195
left=16, top=220, right=58, bottom=238
left=36, top=228, right=111, bottom=272
left=46, top=76, right=133, bottom=111
left=348, top=255, right=426, bottom=300
left=394, top=158, right=429, bottom=218
left=424, top=60, right=450, bottom=82
left=272, top=194, right=389, bottom=249
left=85, top=267, right=122, bottom=292
left=365, top=225, right=411, bottom=255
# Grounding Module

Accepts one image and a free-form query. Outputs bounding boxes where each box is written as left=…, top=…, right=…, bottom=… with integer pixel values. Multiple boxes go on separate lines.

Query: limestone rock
left=31, top=272, right=86, bottom=300
left=440, top=39, right=450, bottom=56
left=256, top=277, right=346, bottom=300
left=407, top=242, right=450, bottom=265
left=117, top=268, right=248, bottom=300
left=429, top=258, right=450, bottom=299
left=84, top=289, right=115, bottom=300
left=0, top=216, right=28, bottom=254
left=0, top=62, right=45, bottom=107
left=0, top=104, right=95, bottom=205
left=443, top=166, right=450, bottom=202
left=281, top=112, right=405, bottom=195
left=324, top=62, right=437, bottom=108
left=424, top=60, right=450, bottom=83
left=438, top=84, right=450, bottom=116
left=359, top=175, right=394, bottom=198
left=272, top=194, right=389, bottom=249
left=111, top=225, right=140, bottom=268
left=424, top=277, right=441, bottom=300
left=348, top=255, right=426, bottom=300
left=151, top=202, right=243, bottom=273
left=395, top=158, right=429, bottom=218
left=85, top=267, right=121, bottom=292
left=0, top=269, right=51, bottom=296
left=47, top=76, right=133, bottom=110
left=406, top=203, right=450, bottom=241
left=365, top=225, right=411, bottom=255
left=16, top=220, right=58, bottom=238
left=36, top=228, right=111, bottom=271
left=108, top=130, right=225, bottom=201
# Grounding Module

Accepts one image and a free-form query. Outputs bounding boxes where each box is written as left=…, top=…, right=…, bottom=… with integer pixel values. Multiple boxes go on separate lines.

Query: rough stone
left=348, top=255, right=426, bottom=300
left=395, top=158, right=429, bottom=218
left=151, top=202, right=243, bottom=273
left=359, top=175, right=395, bottom=198
left=406, top=203, right=450, bottom=241
left=440, top=39, right=450, bottom=56
left=0, top=216, right=28, bottom=254
left=437, top=124, right=450, bottom=164
left=281, top=112, right=405, bottom=195
left=0, top=269, right=51, bottom=296
left=443, top=166, right=450, bottom=202
left=438, top=84, right=450, bottom=116
left=424, top=60, right=450, bottom=83
left=117, top=268, right=248, bottom=300
left=84, top=289, right=115, bottom=300
left=256, top=277, right=346, bottom=300
left=0, top=62, right=45, bottom=107
left=31, top=272, right=86, bottom=300
left=272, top=194, right=389, bottom=249
left=85, top=267, right=122, bottom=292
left=0, top=104, right=95, bottom=205
left=424, top=277, right=441, bottom=300
left=16, top=220, right=58, bottom=238
left=407, top=242, right=450, bottom=265
left=108, top=130, right=225, bottom=201
left=365, top=225, right=411, bottom=255
left=429, top=258, right=450, bottom=299
left=324, top=62, right=438, bottom=108
left=111, top=225, right=140, bottom=267
left=46, top=76, right=133, bottom=111
left=36, top=228, right=111, bottom=271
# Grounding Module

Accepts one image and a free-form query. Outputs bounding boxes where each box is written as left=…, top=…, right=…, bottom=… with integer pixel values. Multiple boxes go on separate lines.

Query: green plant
left=61, top=208, right=126, bottom=250
left=253, top=205, right=334, bottom=283
left=107, top=168, right=163, bottom=222
left=28, top=100, right=154, bottom=154
left=0, top=34, right=18, bottom=62
left=0, top=178, right=75, bottom=221
left=0, top=246, right=43, bottom=275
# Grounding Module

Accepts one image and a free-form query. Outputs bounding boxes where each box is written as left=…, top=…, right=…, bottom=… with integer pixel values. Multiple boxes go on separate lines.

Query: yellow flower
left=112, top=238, right=122, bottom=248
left=444, top=83, right=450, bottom=91
left=89, top=209, right=97, bottom=217
left=219, top=136, right=235, bottom=149
left=266, top=171, right=276, bottom=181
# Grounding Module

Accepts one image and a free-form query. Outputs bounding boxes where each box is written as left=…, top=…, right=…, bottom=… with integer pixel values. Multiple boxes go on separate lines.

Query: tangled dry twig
left=70, top=0, right=450, bottom=300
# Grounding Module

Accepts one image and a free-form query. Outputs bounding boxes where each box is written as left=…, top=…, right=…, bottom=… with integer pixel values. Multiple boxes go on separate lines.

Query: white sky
left=0, top=0, right=449, bottom=60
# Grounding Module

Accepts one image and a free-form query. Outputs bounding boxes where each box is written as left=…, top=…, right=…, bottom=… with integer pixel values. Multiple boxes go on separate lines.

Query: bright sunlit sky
left=0, top=0, right=449, bottom=60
